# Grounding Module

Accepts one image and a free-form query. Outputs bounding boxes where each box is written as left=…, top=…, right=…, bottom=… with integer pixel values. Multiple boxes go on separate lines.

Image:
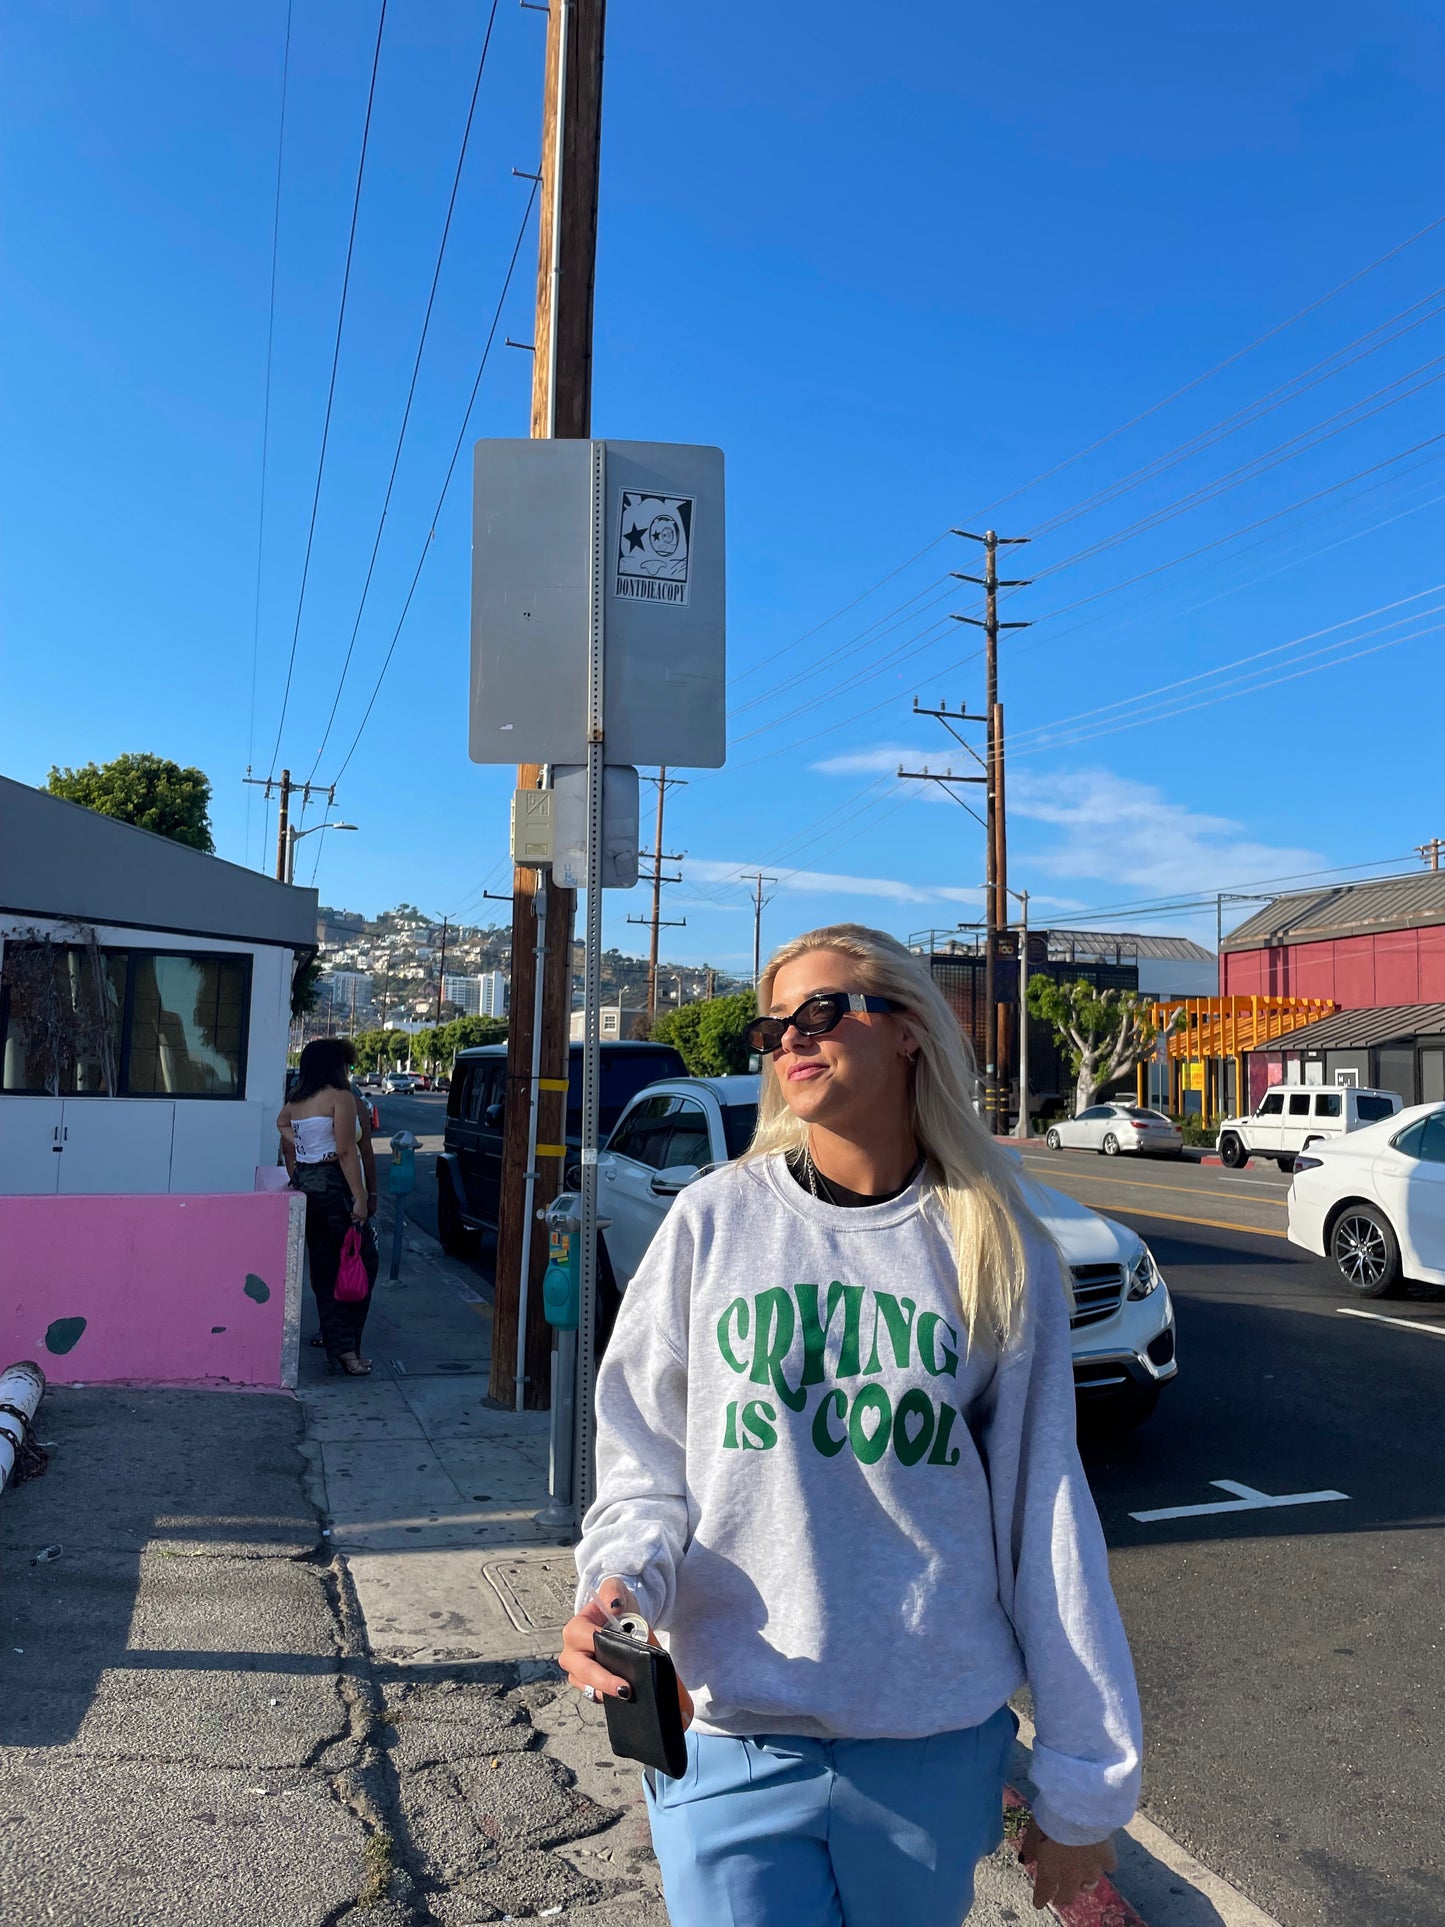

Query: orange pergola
left=1141, top=995, right=1336, bottom=1125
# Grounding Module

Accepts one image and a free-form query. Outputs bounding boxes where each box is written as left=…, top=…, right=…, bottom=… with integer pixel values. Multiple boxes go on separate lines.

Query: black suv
left=436, top=1039, right=686, bottom=1252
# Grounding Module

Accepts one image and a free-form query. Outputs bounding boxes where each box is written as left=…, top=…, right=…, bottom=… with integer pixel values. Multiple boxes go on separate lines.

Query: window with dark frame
left=0, top=943, right=250, bottom=1098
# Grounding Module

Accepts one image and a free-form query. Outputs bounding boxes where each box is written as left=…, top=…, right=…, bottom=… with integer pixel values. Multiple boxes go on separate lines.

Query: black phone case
left=593, top=1627, right=689, bottom=1779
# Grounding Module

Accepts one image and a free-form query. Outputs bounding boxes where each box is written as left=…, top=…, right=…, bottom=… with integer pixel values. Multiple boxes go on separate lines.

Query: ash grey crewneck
left=575, top=1152, right=1142, bottom=1846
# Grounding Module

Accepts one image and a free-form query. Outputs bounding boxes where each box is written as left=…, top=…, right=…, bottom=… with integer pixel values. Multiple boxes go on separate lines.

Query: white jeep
left=1216, top=1084, right=1402, bottom=1171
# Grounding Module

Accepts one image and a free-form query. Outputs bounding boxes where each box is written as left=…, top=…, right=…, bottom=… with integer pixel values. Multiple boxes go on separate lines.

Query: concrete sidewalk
left=0, top=1384, right=411, bottom=1925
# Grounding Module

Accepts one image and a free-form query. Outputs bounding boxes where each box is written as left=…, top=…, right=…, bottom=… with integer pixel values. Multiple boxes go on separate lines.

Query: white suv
left=1216, top=1084, right=1402, bottom=1171
left=598, top=1075, right=1178, bottom=1431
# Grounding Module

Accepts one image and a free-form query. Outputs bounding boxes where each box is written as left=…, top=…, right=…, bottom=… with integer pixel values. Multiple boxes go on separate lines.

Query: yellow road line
left=1092, top=1203, right=1289, bottom=1240
left=1025, top=1169, right=1288, bottom=1208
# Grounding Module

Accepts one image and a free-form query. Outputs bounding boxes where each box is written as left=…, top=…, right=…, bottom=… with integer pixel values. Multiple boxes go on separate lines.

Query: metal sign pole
left=572, top=440, right=607, bottom=1526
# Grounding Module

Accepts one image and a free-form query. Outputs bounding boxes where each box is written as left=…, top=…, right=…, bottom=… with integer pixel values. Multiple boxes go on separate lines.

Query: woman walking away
left=279, top=1037, right=378, bottom=1376
left=560, top=923, right=1141, bottom=1926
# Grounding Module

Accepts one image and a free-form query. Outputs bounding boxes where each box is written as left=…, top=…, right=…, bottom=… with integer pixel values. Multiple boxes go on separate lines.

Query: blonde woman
left=560, top=924, right=1141, bottom=1925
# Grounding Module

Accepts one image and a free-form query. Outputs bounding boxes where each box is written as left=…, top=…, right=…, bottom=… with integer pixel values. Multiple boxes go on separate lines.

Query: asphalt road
left=1029, top=1142, right=1445, bottom=1927
left=375, top=1108, right=1445, bottom=1923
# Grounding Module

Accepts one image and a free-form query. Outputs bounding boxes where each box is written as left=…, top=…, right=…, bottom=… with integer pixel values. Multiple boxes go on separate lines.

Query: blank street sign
left=469, top=439, right=725, bottom=769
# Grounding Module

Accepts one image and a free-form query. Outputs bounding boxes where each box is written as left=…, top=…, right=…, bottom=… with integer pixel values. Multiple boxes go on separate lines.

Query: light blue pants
left=644, top=1705, right=1017, bottom=1927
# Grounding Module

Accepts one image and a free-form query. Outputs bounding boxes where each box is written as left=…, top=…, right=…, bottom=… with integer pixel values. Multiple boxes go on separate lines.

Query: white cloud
left=1008, top=768, right=1322, bottom=897
left=685, top=857, right=984, bottom=907
left=810, top=744, right=916, bottom=776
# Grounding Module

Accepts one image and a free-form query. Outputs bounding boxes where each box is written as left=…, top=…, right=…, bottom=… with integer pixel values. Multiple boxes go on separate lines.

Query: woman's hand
left=350, top=1194, right=369, bottom=1224
left=1018, top=1821, right=1117, bottom=1911
left=558, top=1577, right=641, bottom=1702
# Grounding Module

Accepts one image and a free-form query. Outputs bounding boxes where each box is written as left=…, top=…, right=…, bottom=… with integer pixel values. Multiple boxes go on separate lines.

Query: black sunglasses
left=746, top=992, right=903, bottom=1056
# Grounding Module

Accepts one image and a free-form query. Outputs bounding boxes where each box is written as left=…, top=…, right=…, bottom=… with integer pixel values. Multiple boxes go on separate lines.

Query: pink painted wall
left=1224, top=926, right=1445, bottom=1006
left=0, top=1191, right=302, bottom=1388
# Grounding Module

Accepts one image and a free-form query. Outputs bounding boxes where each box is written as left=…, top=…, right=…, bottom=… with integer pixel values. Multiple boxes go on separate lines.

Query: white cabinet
left=56, top=1101, right=175, bottom=1195
left=0, top=1098, right=66, bottom=1194
left=168, top=1100, right=269, bottom=1193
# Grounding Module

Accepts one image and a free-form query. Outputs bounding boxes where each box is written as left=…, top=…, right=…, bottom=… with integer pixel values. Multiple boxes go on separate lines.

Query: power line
left=1008, top=581, right=1445, bottom=750
left=1036, top=853, right=1430, bottom=927
left=327, top=180, right=539, bottom=785
left=970, top=211, right=1445, bottom=527
left=303, top=0, right=503, bottom=785
left=725, top=219, right=1445, bottom=756
left=1021, top=286, right=1445, bottom=544
left=245, top=0, right=293, bottom=867
left=1011, top=613, right=1445, bottom=759
left=728, top=532, right=953, bottom=686
left=1025, top=353, right=1445, bottom=589
left=265, top=0, right=389, bottom=782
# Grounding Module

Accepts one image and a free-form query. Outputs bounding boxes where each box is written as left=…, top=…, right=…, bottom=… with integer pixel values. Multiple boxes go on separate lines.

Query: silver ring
left=583, top=1685, right=597, bottom=1701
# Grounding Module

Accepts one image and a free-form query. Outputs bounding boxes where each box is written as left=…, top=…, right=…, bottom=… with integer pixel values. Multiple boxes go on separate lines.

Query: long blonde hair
left=746, top=922, right=1052, bottom=1343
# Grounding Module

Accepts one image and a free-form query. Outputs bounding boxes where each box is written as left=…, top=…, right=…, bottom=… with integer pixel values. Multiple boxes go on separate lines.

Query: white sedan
left=597, top=1075, right=1178, bottom=1430
left=1044, top=1103, right=1183, bottom=1158
left=1287, top=1101, right=1445, bottom=1297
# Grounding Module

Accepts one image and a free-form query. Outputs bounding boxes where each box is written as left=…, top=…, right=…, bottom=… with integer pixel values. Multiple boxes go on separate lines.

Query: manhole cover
left=482, top=1553, right=579, bottom=1633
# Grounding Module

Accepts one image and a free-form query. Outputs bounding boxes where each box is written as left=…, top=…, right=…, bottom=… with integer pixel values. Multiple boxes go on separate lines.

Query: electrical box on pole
left=510, top=787, right=555, bottom=865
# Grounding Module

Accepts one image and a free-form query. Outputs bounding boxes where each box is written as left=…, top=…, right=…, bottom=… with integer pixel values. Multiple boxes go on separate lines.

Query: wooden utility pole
left=627, top=769, right=687, bottom=1014
left=491, top=0, right=607, bottom=1412
left=992, top=700, right=1010, bottom=1124
left=1416, top=837, right=1445, bottom=871
left=433, top=917, right=450, bottom=1024
left=242, top=767, right=337, bottom=882
left=950, top=531, right=1029, bottom=1130
left=742, top=872, right=777, bottom=988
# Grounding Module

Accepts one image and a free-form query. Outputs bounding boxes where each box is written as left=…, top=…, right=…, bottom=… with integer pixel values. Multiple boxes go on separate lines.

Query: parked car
left=1217, top=1084, right=1402, bottom=1172
left=435, top=1039, right=687, bottom=1251
left=1287, top=1101, right=1445, bottom=1297
left=381, top=1072, right=422, bottom=1095
left=598, top=1075, right=1177, bottom=1430
left=1043, top=1103, right=1183, bottom=1159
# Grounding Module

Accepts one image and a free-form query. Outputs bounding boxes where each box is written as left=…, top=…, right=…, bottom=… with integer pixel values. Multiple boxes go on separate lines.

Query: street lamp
left=286, top=821, right=358, bottom=885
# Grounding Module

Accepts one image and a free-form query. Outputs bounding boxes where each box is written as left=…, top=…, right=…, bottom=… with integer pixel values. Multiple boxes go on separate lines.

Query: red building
left=1222, top=873, right=1445, bottom=1106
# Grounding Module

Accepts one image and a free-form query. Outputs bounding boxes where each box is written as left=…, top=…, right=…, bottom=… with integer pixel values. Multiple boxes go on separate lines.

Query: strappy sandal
left=332, top=1352, right=372, bottom=1377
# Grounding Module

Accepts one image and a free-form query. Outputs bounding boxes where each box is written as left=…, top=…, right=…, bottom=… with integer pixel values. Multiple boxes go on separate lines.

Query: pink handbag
left=335, top=1227, right=370, bottom=1303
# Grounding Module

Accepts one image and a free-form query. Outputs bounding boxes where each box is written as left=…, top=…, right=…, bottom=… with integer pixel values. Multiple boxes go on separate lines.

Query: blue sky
left=3, top=0, right=1444, bottom=971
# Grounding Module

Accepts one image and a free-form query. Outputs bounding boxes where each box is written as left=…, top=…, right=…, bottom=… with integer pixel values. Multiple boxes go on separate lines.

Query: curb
left=1005, top=1788, right=1148, bottom=1926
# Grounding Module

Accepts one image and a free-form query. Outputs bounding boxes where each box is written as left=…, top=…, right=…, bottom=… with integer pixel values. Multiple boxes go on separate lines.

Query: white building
left=443, top=971, right=507, bottom=1017
left=0, top=775, right=317, bottom=1195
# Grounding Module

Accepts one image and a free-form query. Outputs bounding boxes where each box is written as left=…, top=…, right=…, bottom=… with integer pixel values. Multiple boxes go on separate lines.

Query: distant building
left=323, top=970, right=372, bottom=1021
left=570, top=1004, right=646, bottom=1042
left=442, top=972, right=508, bottom=1018
left=1222, top=870, right=1445, bottom=1107
left=919, top=926, right=1216, bottom=1117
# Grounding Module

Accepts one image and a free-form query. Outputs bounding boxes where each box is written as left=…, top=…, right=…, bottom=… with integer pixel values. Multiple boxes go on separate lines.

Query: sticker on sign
left=615, top=490, right=693, bottom=605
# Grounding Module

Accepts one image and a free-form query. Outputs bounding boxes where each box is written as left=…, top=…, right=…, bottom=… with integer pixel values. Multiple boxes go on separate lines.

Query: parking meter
left=388, top=1130, right=418, bottom=1196
left=386, top=1131, right=418, bottom=1282
left=542, top=1193, right=581, bottom=1330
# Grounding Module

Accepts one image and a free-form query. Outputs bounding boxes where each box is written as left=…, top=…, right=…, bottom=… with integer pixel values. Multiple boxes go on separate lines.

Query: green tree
left=1026, top=976, right=1172, bottom=1113
left=652, top=991, right=757, bottom=1076
left=650, top=1000, right=707, bottom=1072
left=351, top=1027, right=411, bottom=1072
left=695, top=991, right=758, bottom=1075
left=47, top=752, right=215, bottom=852
left=291, top=957, right=323, bottom=1019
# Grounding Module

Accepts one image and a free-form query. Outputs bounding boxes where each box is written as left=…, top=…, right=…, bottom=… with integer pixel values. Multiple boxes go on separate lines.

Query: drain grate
left=482, top=1552, right=579, bottom=1633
